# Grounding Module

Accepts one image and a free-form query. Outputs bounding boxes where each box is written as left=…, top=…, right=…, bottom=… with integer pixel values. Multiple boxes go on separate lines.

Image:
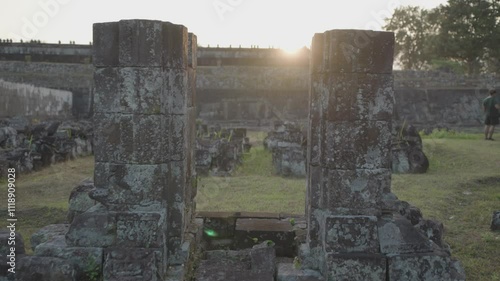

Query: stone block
left=187, top=68, right=196, bottom=107
left=16, top=256, right=76, bottom=281
left=166, top=159, right=189, bottom=237
left=307, top=165, right=323, bottom=210
left=103, top=248, right=160, bottom=281
left=118, top=67, right=163, bottom=114
left=250, top=242, right=276, bottom=275
left=93, top=162, right=167, bottom=208
left=167, top=238, right=192, bottom=265
left=94, top=68, right=163, bottom=115
left=325, top=73, right=394, bottom=122
left=388, top=253, right=460, bottom=281
left=34, top=236, right=103, bottom=281
left=93, top=22, right=119, bottom=67
left=312, top=30, right=394, bottom=74
left=93, top=67, right=121, bottom=113
left=68, top=179, right=96, bottom=223
left=94, top=113, right=164, bottom=164
left=323, top=121, right=392, bottom=170
left=276, top=263, right=324, bottom=281
left=118, top=20, right=163, bottom=67
left=324, top=216, right=379, bottom=254
left=188, top=33, right=197, bottom=69
left=326, top=253, right=386, bottom=281
left=310, top=33, right=325, bottom=75
left=323, top=168, right=391, bottom=211
left=378, top=215, right=433, bottom=254
left=161, top=22, right=188, bottom=69
left=115, top=212, right=164, bottom=248
left=167, top=113, right=190, bottom=161
left=66, top=208, right=116, bottom=247
left=30, top=224, right=69, bottom=251
left=163, top=69, right=188, bottom=115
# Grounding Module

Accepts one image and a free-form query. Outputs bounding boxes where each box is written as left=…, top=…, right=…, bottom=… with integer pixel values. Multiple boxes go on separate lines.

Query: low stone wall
left=0, top=80, right=72, bottom=119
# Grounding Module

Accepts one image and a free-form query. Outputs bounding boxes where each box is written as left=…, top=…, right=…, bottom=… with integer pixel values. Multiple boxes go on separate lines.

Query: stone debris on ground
left=0, top=116, right=93, bottom=177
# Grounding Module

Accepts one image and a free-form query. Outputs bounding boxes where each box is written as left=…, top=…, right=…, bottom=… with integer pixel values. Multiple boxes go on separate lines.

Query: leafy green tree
left=433, top=0, right=500, bottom=75
left=384, top=6, right=437, bottom=70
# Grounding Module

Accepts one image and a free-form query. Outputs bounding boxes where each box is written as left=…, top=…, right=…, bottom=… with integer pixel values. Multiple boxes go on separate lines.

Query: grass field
left=0, top=130, right=499, bottom=280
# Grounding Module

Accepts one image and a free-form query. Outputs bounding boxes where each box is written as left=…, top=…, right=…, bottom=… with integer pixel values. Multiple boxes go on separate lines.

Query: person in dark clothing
left=483, top=89, right=500, bottom=140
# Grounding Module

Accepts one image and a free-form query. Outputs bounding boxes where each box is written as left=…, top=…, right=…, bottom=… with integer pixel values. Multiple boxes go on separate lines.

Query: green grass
left=392, top=137, right=500, bottom=281
left=1, top=132, right=499, bottom=280
left=0, top=156, right=94, bottom=253
left=196, top=145, right=306, bottom=213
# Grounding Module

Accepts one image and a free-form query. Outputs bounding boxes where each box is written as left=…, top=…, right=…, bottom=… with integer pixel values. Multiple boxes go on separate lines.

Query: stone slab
left=103, top=248, right=161, bottom=281
left=326, top=253, right=386, bottom=281
left=66, top=207, right=116, bottom=247
left=16, top=256, right=76, bottom=281
left=93, top=162, right=167, bottom=207
left=378, top=215, right=433, bottom=254
left=310, top=30, right=394, bottom=74
left=277, top=263, right=324, bottom=281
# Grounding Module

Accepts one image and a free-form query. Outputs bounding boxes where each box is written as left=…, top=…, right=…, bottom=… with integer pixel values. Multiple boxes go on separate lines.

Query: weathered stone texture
left=16, top=256, right=76, bottom=281
left=304, top=29, right=464, bottom=281
left=30, top=224, right=69, bottom=251
left=324, top=216, right=379, bottom=254
left=326, top=254, right=387, bottom=281
left=388, top=254, right=459, bottom=281
left=103, top=248, right=161, bottom=281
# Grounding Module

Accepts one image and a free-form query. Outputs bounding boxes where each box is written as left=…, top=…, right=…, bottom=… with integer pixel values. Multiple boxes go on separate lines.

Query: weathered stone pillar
left=304, top=29, right=465, bottom=281
left=64, top=20, right=197, bottom=280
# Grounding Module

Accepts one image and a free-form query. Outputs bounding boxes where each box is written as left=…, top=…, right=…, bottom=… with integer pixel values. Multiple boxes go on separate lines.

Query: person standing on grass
left=483, top=89, right=500, bottom=140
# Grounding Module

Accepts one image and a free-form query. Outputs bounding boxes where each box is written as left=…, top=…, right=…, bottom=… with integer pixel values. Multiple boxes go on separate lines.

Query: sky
left=0, top=0, right=447, bottom=51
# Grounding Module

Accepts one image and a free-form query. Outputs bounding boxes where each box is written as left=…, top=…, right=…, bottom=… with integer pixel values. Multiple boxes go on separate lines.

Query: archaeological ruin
left=4, top=20, right=469, bottom=281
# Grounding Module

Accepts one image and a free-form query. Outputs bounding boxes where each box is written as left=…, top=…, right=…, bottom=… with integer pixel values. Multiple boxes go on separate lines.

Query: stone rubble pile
left=391, top=123, right=429, bottom=174
left=264, top=121, right=307, bottom=177
left=0, top=116, right=93, bottom=177
left=195, top=125, right=251, bottom=176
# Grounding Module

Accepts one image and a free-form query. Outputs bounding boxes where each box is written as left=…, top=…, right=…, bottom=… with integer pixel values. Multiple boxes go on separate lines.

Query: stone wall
left=0, top=79, right=72, bottom=118
left=0, top=43, right=499, bottom=126
left=0, top=61, right=93, bottom=118
left=395, top=88, right=489, bottom=129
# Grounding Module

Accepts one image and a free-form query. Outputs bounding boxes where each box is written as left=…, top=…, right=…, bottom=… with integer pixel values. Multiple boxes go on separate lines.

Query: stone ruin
left=265, top=121, right=428, bottom=178
left=195, top=125, right=251, bottom=176
left=391, top=123, right=429, bottom=174
left=301, top=29, right=464, bottom=280
left=264, top=121, right=307, bottom=177
left=0, top=117, right=93, bottom=176
left=12, top=21, right=465, bottom=281
left=16, top=20, right=199, bottom=281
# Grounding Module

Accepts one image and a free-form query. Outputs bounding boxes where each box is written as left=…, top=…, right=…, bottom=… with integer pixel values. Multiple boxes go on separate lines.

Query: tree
left=433, top=0, right=500, bottom=75
left=384, top=6, right=438, bottom=70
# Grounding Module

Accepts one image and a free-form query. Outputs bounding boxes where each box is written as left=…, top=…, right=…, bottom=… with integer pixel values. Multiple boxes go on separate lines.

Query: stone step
left=195, top=242, right=276, bottom=281
left=276, top=263, right=324, bottom=281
